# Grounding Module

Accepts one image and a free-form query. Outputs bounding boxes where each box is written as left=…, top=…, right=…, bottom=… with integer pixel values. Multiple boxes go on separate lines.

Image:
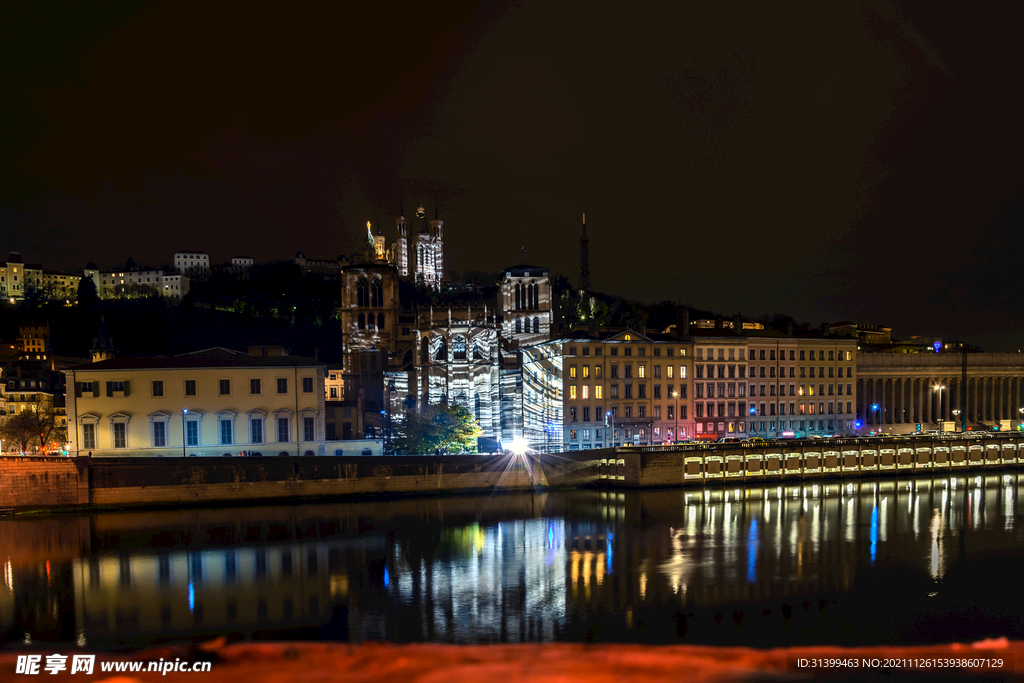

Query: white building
left=84, top=267, right=189, bottom=300
left=173, top=251, right=210, bottom=280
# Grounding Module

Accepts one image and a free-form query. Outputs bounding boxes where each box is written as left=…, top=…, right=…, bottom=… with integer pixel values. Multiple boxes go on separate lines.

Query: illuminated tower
left=371, top=221, right=387, bottom=261
left=578, top=212, right=590, bottom=294
left=395, top=204, right=409, bottom=276
left=413, top=203, right=444, bottom=289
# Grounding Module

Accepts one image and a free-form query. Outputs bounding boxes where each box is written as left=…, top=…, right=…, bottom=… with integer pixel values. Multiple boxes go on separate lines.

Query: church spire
left=578, top=212, right=591, bottom=293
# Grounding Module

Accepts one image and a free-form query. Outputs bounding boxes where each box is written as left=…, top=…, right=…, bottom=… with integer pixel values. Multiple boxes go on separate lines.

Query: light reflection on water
left=2, top=473, right=1024, bottom=649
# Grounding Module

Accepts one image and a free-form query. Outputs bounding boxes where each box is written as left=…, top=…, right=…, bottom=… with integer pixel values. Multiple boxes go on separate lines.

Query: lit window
left=582, top=385, right=589, bottom=400
left=569, top=385, right=577, bottom=400
left=595, top=386, right=603, bottom=399
left=638, top=365, right=645, bottom=378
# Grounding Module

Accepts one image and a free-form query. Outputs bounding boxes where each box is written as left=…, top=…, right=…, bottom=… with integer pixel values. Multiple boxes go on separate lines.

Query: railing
left=618, top=432, right=1024, bottom=454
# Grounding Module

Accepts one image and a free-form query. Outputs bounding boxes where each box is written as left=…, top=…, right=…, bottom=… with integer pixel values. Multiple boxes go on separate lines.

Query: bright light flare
left=509, top=437, right=529, bottom=455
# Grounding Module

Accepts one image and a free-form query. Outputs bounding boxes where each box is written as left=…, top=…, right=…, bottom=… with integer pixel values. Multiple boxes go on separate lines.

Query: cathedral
left=335, top=204, right=555, bottom=449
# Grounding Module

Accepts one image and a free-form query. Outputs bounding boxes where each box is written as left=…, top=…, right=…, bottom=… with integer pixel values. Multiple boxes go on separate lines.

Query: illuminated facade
left=500, top=265, right=552, bottom=346
left=63, top=348, right=326, bottom=457
left=691, top=332, right=858, bottom=438
left=413, top=307, right=502, bottom=437
left=83, top=267, right=188, bottom=300
left=172, top=251, right=210, bottom=280
left=0, top=253, right=78, bottom=301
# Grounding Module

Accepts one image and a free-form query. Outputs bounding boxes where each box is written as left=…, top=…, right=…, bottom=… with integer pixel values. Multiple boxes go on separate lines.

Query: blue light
left=547, top=522, right=555, bottom=548
left=872, top=404, right=879, bottom=410
left=933, top=341, right=942, bottom=353
left=383, top=565, right=389, bottom=589
left=750, top=407, right=756, bottom=414
left=747, top=518, right=759, bottom=583
left=188, top=581, right=195, bottom=612
left=870, top=505, right=878, bottom=565
left=855, top=421, right=862, bottom=428
left=606, top=538, right=613, bottom=573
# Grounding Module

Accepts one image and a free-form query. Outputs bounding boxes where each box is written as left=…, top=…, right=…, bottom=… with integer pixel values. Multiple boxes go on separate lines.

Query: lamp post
left=606, top=410, right=615, bottom=448
left=673, top=391, right=679, bottom=443
left=933, top=384, right=946, bottom=426
left=952, top=409, right=961, bottom=433
left=181, top=408, right=188, bottom=457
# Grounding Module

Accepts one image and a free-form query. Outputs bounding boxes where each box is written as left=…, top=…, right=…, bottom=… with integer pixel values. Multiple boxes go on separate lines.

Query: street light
left=952, top=409, right=961, bottom=433
left=872, top=404, right=879, bottom=435
left=933, top=384, right=946, bottom=425
left=181, top=408, right=188, bottom=457
left=606, top=410, right=615, bottom=448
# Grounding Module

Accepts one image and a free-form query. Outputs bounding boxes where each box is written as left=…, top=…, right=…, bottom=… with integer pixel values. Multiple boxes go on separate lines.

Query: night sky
left=2, top=1, right=1022, bottom=349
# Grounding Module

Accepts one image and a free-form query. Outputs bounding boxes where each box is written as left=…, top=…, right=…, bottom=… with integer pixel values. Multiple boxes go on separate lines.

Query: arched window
left=358, top=313, right=365, bottom=330
left=371, top=279, right=383, bottom=307
left=435, top=339, right=447, bottom=361
left=357, top=278, right=369, bottom=307
left=527, top=282, right=534, bottom=309
left=366, top=314, right=374, bottom=331
left=515, top=317, right=522, bottom=333
left=453, top=336, right=467, bottom=360
left=473, top=340, right=484, bottom=360
left=377, top=313, right=385, bottom=329
left=533, top=283, right=539, bottom=309
left=514, top=283, right=521, bottom=310
left=474, top=394, right=482, bottom=421
left=533, top=316, right=540, bottom=333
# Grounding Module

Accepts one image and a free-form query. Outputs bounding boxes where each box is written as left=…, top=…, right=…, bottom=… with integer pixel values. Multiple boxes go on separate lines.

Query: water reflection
left=2, top=474, right=1024, bottom=649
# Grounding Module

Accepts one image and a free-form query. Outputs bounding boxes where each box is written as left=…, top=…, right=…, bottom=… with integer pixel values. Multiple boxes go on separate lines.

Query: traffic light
left=916, top=424, right=922, bottom=432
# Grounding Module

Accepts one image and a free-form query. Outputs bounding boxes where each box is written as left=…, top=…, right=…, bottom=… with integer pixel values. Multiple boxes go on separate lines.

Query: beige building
left=525, top=329, right=694, bottom=451
left=83, top=267, right=188, bottom=300
left=63, top=348, right=326, bottom=457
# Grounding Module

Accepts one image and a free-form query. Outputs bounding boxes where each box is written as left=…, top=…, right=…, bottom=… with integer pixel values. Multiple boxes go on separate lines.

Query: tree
left=77, top=276, right=99, bottom=307
left=393, top=404, right=482, bottom=454
left=0, top=398, right=66, bottom=453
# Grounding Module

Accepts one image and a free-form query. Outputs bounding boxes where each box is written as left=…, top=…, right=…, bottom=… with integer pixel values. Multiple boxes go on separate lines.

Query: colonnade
left=857, top=375, right=1024, bottom=428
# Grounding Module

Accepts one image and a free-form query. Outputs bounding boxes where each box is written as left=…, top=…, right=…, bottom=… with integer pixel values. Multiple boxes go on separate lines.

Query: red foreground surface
left=2, top=639, right=1022, bottom=682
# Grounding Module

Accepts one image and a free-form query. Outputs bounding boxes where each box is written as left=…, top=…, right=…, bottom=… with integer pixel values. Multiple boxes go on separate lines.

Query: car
left=717, top=437, right=744, bottom=444
left=741, top=437, right=768, bottom=447
left=964, top=431, right=990, bottom=438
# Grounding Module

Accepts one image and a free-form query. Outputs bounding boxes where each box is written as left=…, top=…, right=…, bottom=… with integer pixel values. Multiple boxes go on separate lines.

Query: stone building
left=857, top=351, right=1024, bottom=433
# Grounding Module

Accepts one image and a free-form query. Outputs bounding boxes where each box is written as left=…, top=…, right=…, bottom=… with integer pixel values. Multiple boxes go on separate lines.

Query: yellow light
left=509, top=437, right=528, bottom=455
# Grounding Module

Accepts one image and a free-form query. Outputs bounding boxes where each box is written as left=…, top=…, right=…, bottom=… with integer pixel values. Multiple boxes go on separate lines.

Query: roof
left=503, top=265, right=549, bottom=276
left=6, top=252, right=23, bottom=263
left=64, top=348, right=323, bottom=371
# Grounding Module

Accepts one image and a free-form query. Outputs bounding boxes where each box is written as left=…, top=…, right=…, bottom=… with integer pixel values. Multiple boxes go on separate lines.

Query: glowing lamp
left=509, top=437, right=529, bottom=455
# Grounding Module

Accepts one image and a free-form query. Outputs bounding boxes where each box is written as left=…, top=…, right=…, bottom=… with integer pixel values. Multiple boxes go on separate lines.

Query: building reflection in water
left=2, top=475, right=1024, bottom=648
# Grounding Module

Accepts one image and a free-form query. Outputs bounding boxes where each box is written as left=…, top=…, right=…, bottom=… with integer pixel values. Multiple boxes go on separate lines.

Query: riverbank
left=1, top=639, right=1019, bottom=682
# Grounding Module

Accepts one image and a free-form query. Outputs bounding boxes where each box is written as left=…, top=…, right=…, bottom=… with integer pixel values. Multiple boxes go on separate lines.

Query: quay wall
left=0, top=452, right=607, bottom=509
left=4, top=437, right=1024, bottom=510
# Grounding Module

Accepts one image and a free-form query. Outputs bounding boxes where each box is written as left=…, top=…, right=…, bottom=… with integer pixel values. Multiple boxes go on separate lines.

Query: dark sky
left=2, top=1, right=1022, bottom=349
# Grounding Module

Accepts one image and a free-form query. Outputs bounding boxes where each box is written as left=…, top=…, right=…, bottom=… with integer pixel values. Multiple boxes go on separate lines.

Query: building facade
left=83, top=267, right=189, bottom=300
left=173, top=252, right=210, bottom=280
left=857, top=352, right=1024, bottom=433
left=63, top=348, right=326, bottom=457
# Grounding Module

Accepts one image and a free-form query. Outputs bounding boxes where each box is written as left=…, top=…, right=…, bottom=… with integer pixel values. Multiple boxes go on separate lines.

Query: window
left=219, top=379, right=231, bottom=396
left=638, top=365, right=646, bottom=378
left=82, top=423, right=96, bottom=450
left=303, top=417, right=315, bottom=441
left=302, top=377, right=313, bottom=393
left=453, top=337, right=467, bottom=360
left=667, top=365, right=673, bottom=379
left=153, top=421, right=167, bottom=447
left=250, top=378, right=261, bottom=395
left=582, top=366, right=589, bottom=379
left=583, top=407, right=590, bottom=421
left=220, top=418, right=233, bottom=445
left=624, top=384, right=633, bottom=399
left=569, top=429, right=578, bottom=441
left=624, top=406, right=632, bottom=418
left=152, top=380, right=164, bottom=397
left=638, top=384, right=646, bottom=398
left=570, top=365, right=577, bottom=379
left=800, top=350, right=806, bottom=361
left=185, top=380, right=197, bottom=396
left=638, top=406, right=646, bottom=418
left=112, top=423, right=127, bottom=449
left=570, top=407, right=577, bottom=422
left=595, top=366, right=603, bottom=379
left=654, top=385, right=661, bottom=399
left=624, top=347, right=632, bottom=357
left=582, top=385, right=589, bottom=399
left=611, top=365, right=619, bottom=379
left=610, top=385, right=619, bottom=399
left=595, top=385, right=603, bottom=399
left=278, top=418, right=290, bottom=442
left=186, top=420, right=199, bottom=447
left=570, top=385, right=577, bottom=400
left=625, top=365, right=633, bottom=379
left=250, top=417, right=264, bottom=444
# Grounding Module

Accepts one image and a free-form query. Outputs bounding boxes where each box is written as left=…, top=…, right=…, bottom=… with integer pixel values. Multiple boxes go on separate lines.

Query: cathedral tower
left=395, top=206, right=409, bottom=276
left=578, top=212, right=591, bottom=294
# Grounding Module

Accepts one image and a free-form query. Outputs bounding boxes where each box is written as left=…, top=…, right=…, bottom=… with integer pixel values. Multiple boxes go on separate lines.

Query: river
left=2, top=473, right=1023, bottom=650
